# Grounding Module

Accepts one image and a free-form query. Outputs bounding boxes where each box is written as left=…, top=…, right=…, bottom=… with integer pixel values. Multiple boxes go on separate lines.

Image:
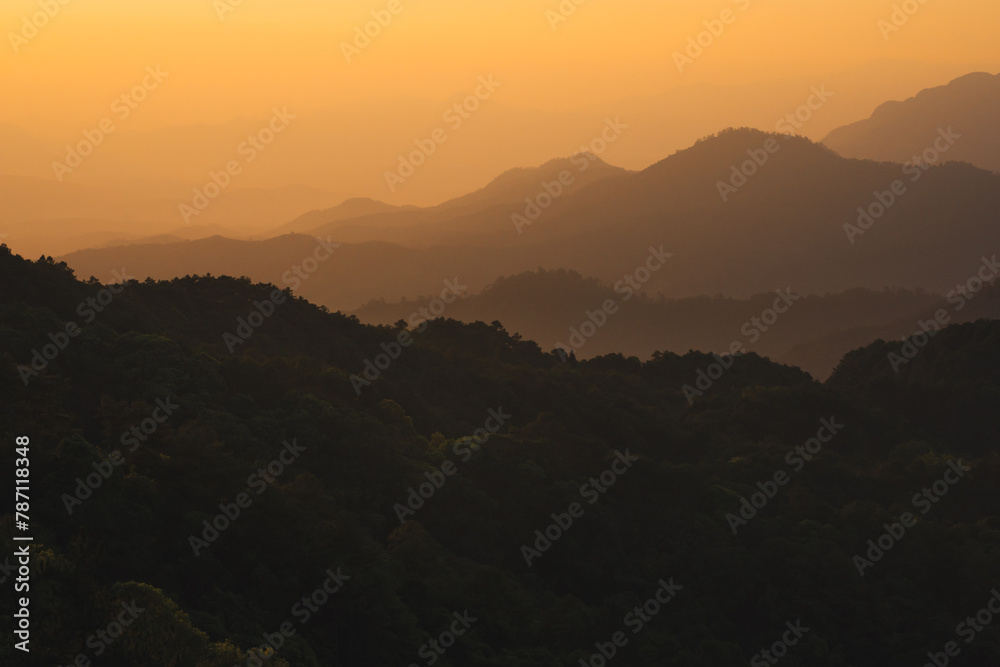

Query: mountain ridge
left=823, top=71, right=1000, bottom=172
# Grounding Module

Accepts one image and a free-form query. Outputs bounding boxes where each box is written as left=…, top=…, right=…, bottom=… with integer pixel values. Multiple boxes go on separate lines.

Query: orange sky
left=2, top=0, right=999, bottom=214
left=4, top=0, right=999, bottom=132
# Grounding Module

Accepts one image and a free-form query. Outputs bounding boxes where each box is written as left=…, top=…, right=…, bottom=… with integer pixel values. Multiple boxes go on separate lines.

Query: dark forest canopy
left=2, top=245, right=1000, bottom=666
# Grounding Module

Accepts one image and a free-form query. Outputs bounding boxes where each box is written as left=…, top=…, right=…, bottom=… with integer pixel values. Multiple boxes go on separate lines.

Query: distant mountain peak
left=435, top=154, right=629, bottom=211
left=823, top=71, right=1000, bottom=172
left=941, top=70, right=997, bottom=86
left=337, top=196, right=388, bottom=207
left=487, top=153, right=617, bottom=184
left=640, top=127, right=837, bottom=178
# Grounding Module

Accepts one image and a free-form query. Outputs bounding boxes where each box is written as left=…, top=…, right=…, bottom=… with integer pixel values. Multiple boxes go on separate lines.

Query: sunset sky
left=1, top=0, right=999, bottom=213
left=4, top=0, right=999, bottom=132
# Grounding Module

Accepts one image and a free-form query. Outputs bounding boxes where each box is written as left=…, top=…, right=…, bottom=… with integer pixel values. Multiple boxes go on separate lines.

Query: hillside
left=355, top=268, right=984, bottom=379
left=4, top=246, right=1000, bottom=664
left=266, top=154, right=630, bottom=247
left=263, top=197, right=420, bottom=237
left=823, top=72, right=1000, bottom=173
left=60, top=130, right=1000, bottom=311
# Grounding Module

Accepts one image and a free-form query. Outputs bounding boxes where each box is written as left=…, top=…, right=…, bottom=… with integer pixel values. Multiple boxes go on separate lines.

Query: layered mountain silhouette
left=274, top=154, right=630, bottom=247
left=823, top=72, right=1000, bottom=173
left=265, top=197, right=419, bottom=236
left=5, top=245, right=1000, bottom=664
left=355, top=269, right=1000, bottom=379
left=61, top=129, right=1000, bottom=312
left=5, top=61, right=981, bottom=206
left=0, top=175, right=343, bottom=257
left=6, top=0, right=1000, bottom=656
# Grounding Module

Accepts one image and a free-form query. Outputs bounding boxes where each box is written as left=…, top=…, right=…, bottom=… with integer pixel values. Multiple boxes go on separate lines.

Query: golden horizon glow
left=1, top=0, right=999, bottom=210
left=3, top=0, right=999, bottom=131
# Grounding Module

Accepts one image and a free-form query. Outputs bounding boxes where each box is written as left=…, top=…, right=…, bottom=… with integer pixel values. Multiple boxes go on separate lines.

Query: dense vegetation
left=2, top=245, right=999, bottom=666
left=355, top=267, right=1000, bottom=379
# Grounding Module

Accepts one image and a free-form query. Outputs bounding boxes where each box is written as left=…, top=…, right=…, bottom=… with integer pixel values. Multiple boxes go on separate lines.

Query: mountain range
left=4, top=244, right=1000, bottom=665
left=824, top=71, right=1000, bottom=173
left=5, top=71, right=997, bottom=380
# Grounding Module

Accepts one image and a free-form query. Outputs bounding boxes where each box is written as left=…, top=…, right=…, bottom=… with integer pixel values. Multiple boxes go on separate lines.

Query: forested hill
left=3, top=245, right=1000, bottom=666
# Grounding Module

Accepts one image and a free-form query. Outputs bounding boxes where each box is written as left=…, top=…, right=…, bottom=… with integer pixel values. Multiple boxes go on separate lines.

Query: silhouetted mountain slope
left=60, top=129, right=1000, bottom=311
left=5, top=62, right=979, bottom=207
left=355, top=268, right=963, bottom=379
left=266, top=154, right=629, bottom=247
left=519, top=129, right=1000, bottom=295
left=60, top=234, right=526, bottom=310
left=780, top=280, right=1000, bottom=378
left=823, top=72, right=1000, bottom=173
left=5, top=246, right=1000, bottom=665
left=265, top=197, right=420, bottom=236
left=433, top=154, right=630, bottom=212
left=827, top=319, right=1000, bottom=456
